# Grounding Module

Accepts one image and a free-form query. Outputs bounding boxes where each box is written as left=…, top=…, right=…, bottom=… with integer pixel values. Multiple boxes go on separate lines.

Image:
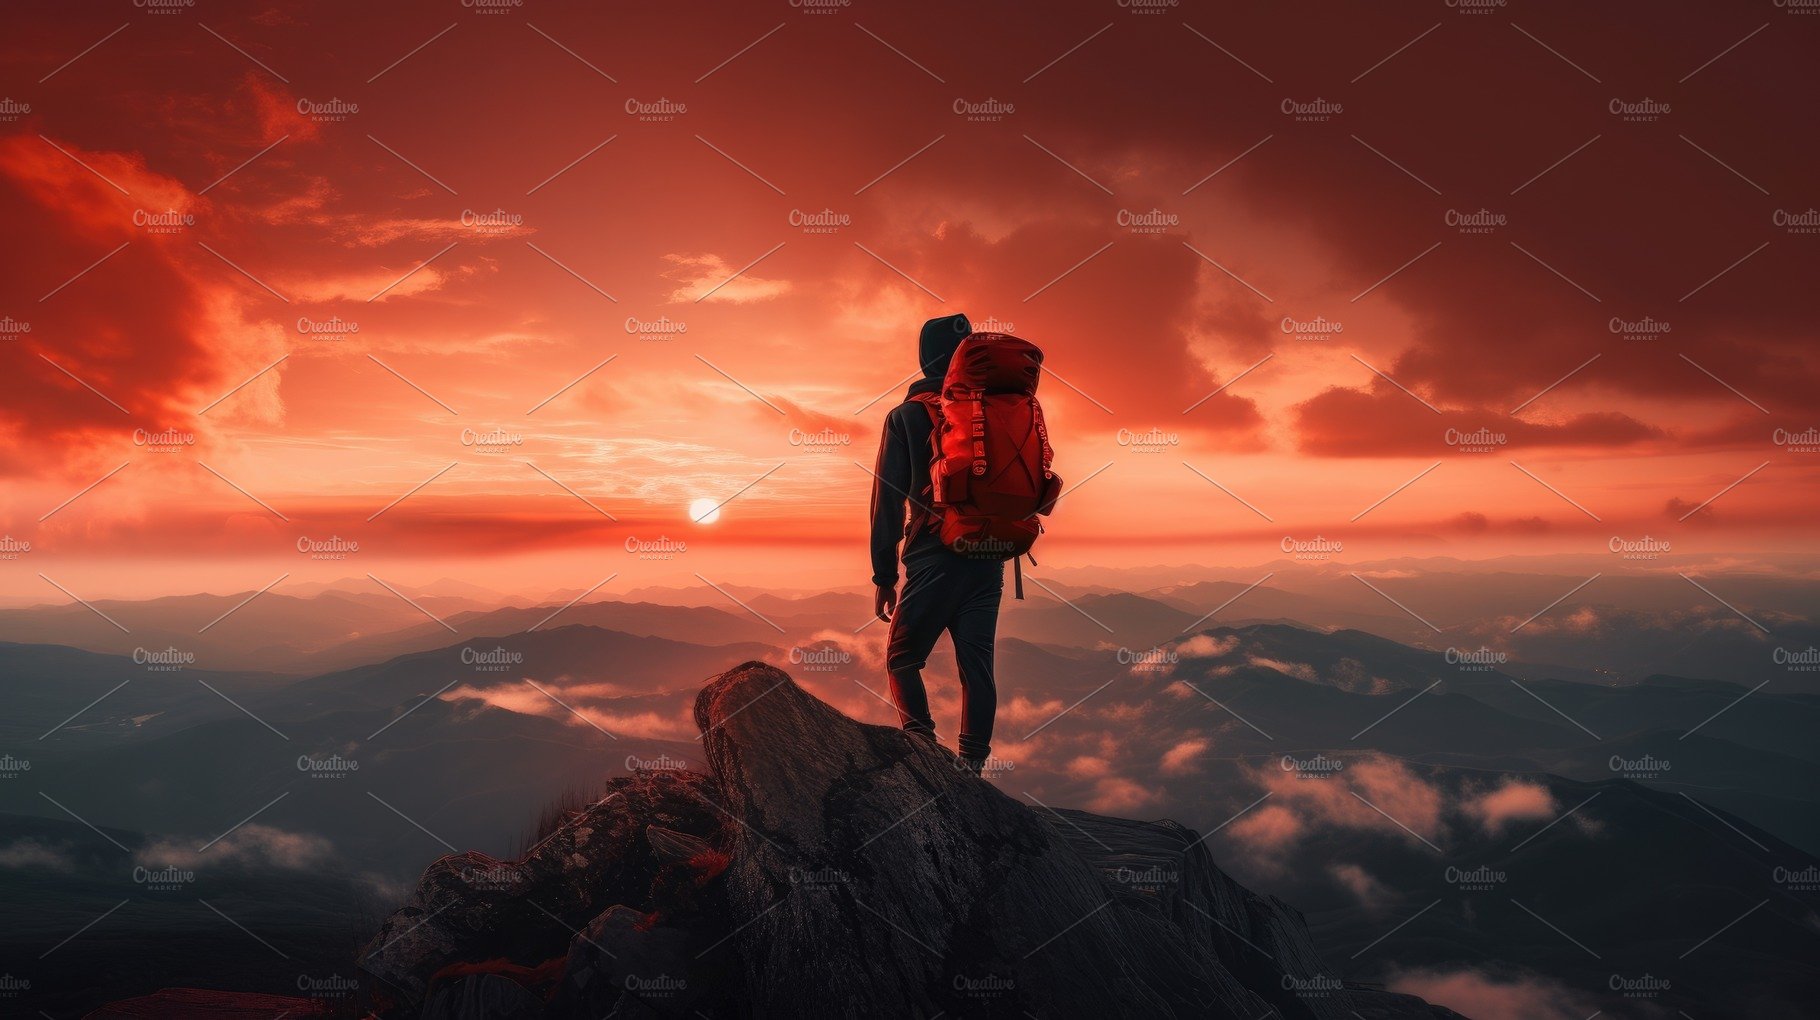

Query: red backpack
left=911, top=332, right=1063, bottom=598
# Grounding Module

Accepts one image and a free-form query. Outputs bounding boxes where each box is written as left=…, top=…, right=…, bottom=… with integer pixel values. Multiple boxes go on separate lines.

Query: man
left=869, top=312, right=1003, bottom=774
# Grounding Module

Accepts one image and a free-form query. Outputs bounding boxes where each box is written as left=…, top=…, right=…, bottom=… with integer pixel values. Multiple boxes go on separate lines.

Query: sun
left=688, top=497, right=722, bottom=525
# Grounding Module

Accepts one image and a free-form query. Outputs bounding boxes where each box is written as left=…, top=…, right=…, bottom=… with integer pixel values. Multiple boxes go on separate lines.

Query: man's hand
left=874, top=583, right=897, bottom=623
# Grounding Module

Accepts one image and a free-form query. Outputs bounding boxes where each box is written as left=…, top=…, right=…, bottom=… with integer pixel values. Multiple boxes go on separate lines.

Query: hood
left=918, top=313, right=971, bottom=378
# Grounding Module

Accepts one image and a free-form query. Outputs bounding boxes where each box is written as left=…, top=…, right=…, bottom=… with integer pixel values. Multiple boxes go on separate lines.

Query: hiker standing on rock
left=869, top=313, right=1062, bottom=775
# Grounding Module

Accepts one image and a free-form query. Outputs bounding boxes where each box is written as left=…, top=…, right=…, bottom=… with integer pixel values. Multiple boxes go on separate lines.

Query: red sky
left=2, top=0, right=1816, bottom=597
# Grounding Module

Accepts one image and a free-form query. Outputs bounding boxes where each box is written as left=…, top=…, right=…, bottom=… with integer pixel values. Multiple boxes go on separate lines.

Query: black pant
left=886, top=533, right=1004, bottom=760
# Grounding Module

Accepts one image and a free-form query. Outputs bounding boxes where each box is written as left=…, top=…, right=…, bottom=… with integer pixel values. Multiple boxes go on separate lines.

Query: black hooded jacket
left=868, top=314, right=970, bottom=587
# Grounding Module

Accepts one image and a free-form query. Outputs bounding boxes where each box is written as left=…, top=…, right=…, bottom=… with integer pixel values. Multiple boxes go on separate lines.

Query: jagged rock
left=360, top=661, right=1463, bottom=1020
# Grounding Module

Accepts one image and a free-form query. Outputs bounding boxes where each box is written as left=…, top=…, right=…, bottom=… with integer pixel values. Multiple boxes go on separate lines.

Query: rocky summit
left=355, top=661, right=1463, bottom=1019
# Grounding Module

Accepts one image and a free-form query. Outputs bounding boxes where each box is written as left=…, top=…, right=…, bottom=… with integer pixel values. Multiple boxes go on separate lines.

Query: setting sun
left=688, top=498, right=722, bottom=525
